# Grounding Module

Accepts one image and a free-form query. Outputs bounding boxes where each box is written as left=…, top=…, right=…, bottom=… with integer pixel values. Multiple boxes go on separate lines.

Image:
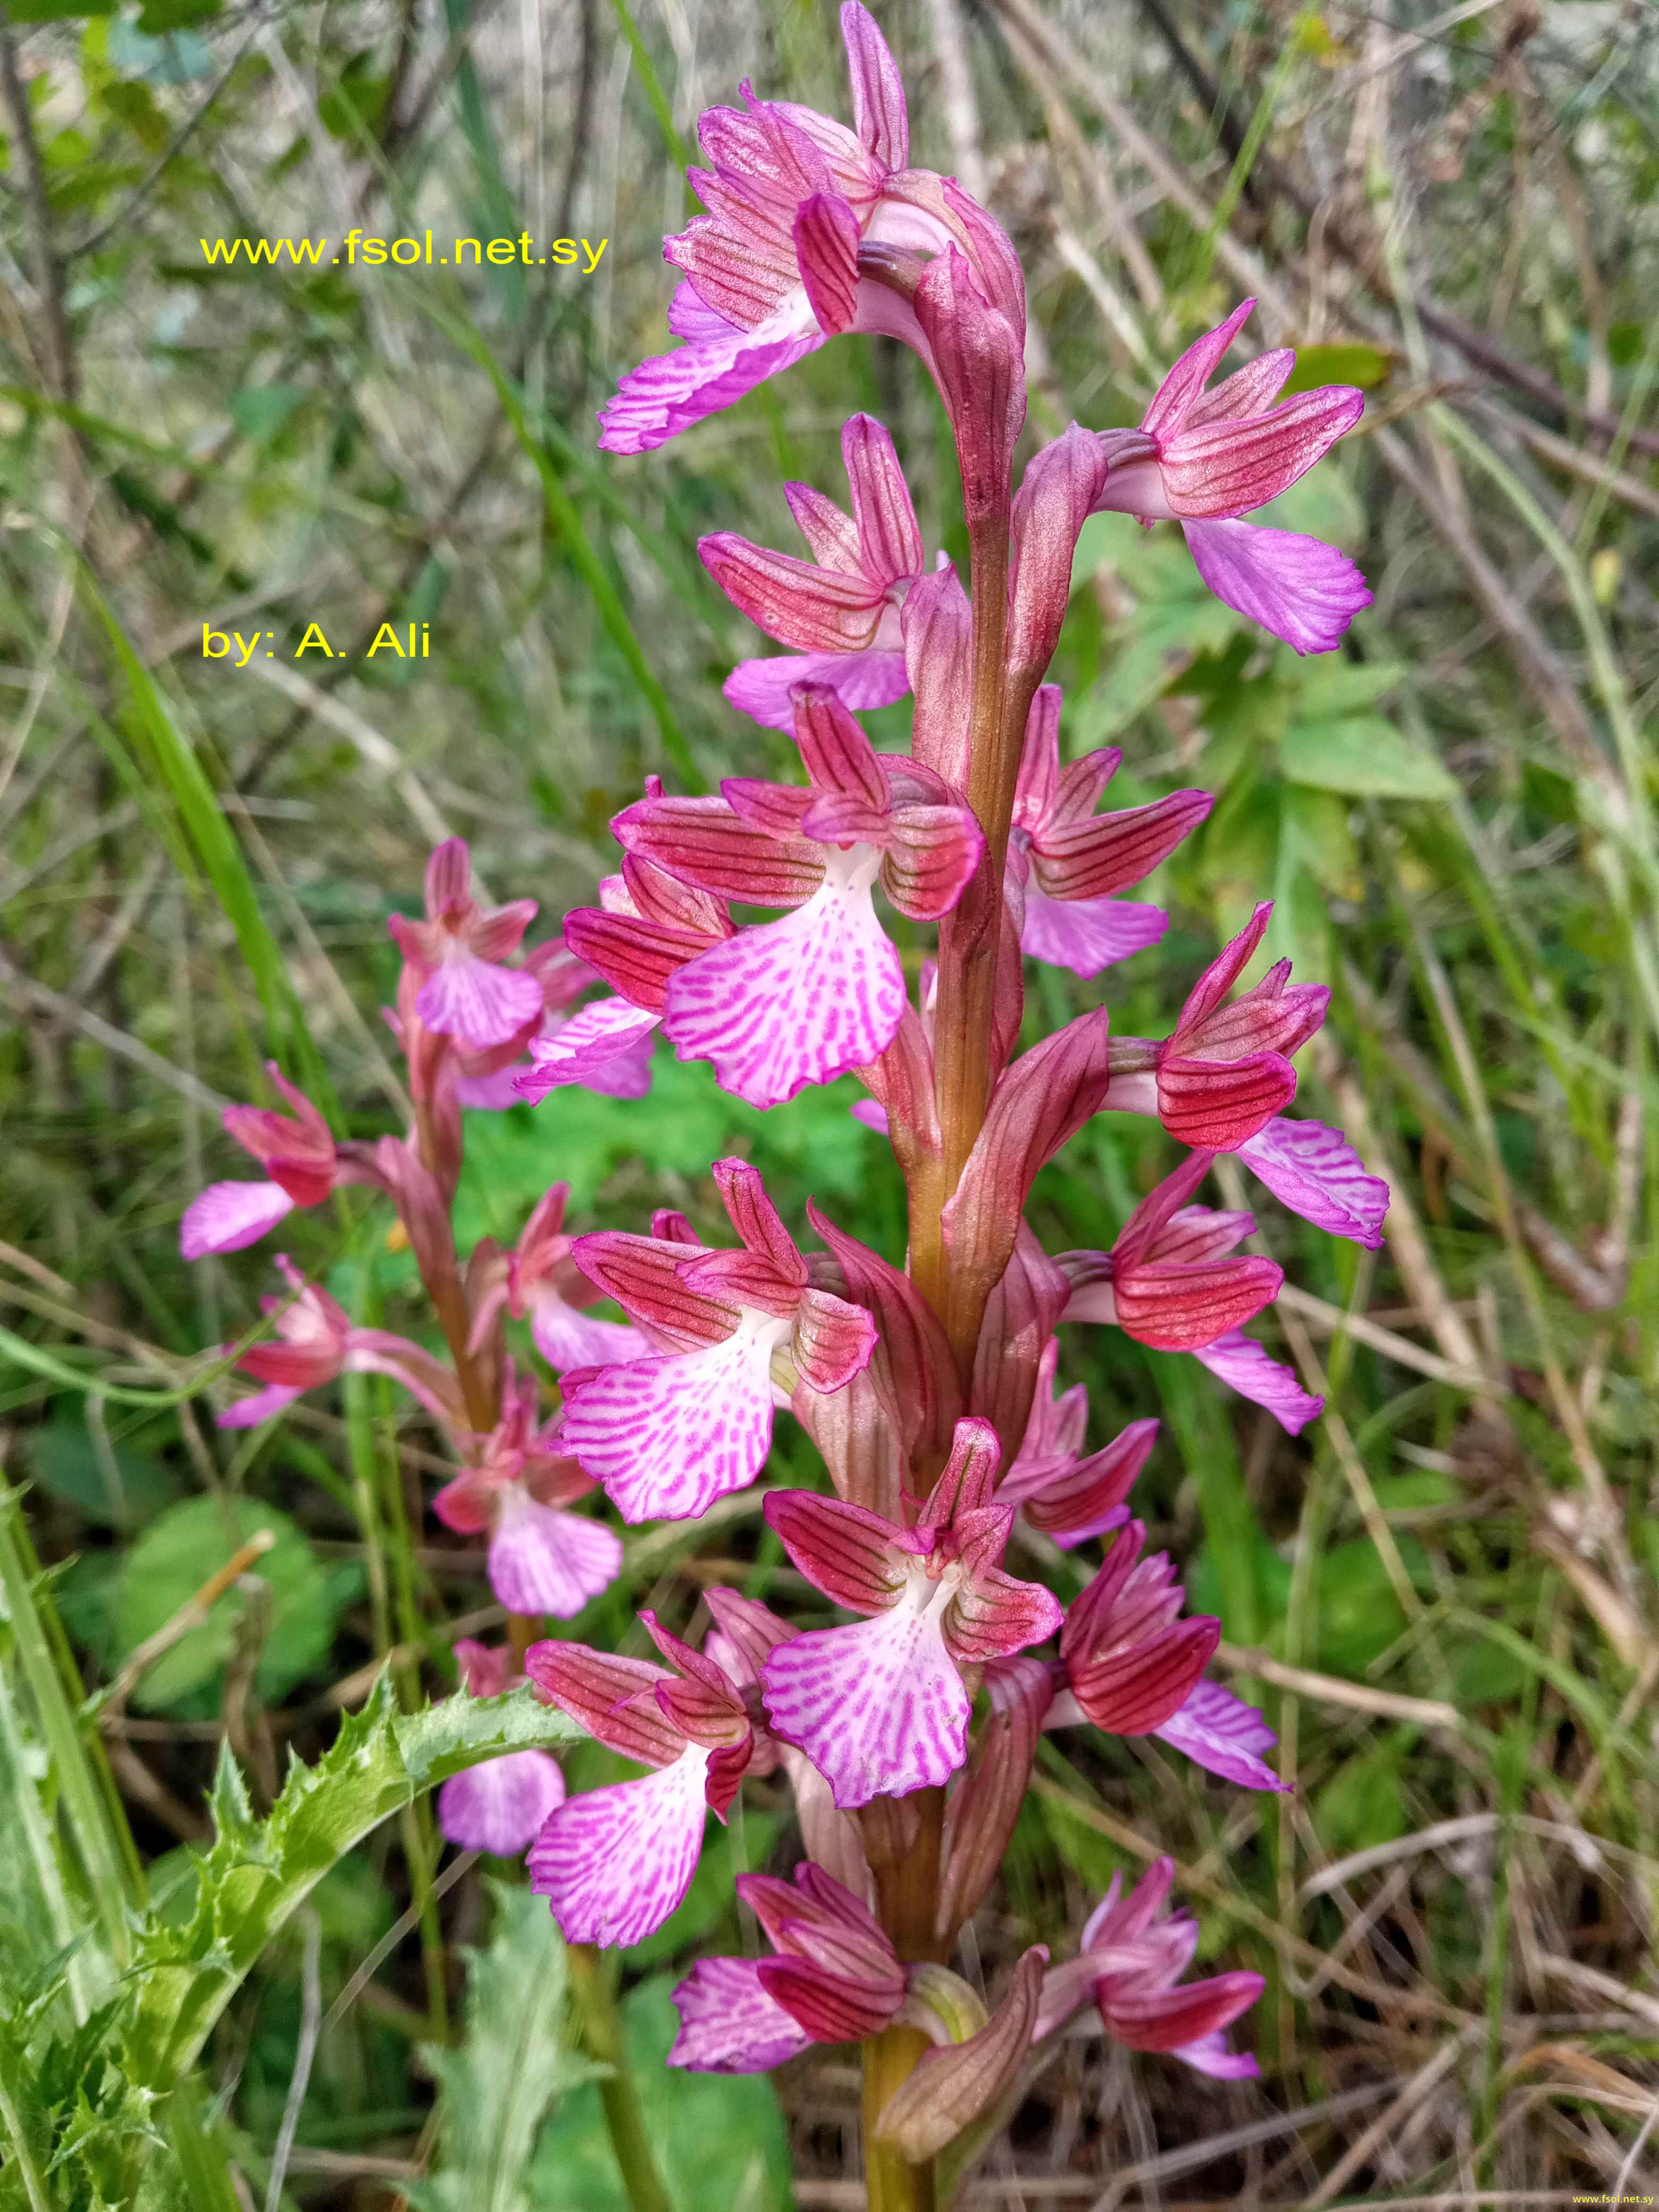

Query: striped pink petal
left=559, top=1323, right=784, bottom=1523
left=1191, top=1329, right=1322, bottom=1435
left=669, top=1957, right=813, bottom=2072
left=1021, top=891, right=1168, bottom=977
left=1153, top=1678, right=1286, bottom=1793
left=663, top=864, right=905, bottom=1108
left=1235, top=1117, right=1388, bottom=1248
left=486, top=1494, right=623, bottom=1617
left=181, top=1179, right=296, bottom=1259
left=528, top=1292, right=648, bottom=1374
left=723, top=644, right=910, bottom=733
left=414, top=951, right=544, bottom=1052
left=437, top=1749, right=566, bottom=1856
left=1182, top=518, right=1370, bottom=656
left=761, top=1577, right=970, bottom=1808
left=527, top=1744, right=711, bottom=1946
left=598, top=297, right=824, bottom=455
left=517, top=1000, right=661, bottom=1102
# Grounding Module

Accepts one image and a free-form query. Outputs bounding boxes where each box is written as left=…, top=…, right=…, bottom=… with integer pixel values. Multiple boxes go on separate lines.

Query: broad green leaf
left=1280, top=342, right=1394, bottom=396
left=1312, top=1729, right=1414, bottom=1859
left=1282, top=716, right=1457, bottom=800
left=227, top=383, right=304, bottom=444
left=26, top=1415, right=182, bottom=1530
left=112, top=1497, right=352, bottom=1711
left=408, top=1884, right=595, bottom=2212
left=1284, top=656, right=1404, bottom=718
left=529, top=1975, right=793, bottom=2212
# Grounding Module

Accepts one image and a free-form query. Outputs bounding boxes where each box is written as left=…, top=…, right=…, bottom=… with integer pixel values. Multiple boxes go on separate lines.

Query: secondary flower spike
left=761, top=1419, right=1064, bottom=1807
left=1034, top=1858, right=1264, bottom=2077
left=614, top=686, right=982, bottom=1107
left=559, top=1158, right=876, bottom=1521
left=432, top=1367, right=623, bottom=1617
left=706, top=413, right=927, bottom=731
left=435, top=1640, right=567, bottom=1856
left=216, top=1256, right=465, bottom=1432
left=1007, top=685, right=1212, bottom=977
left=1088, top=299, right=1371, bottom=654
left=598, top=3, right=1028, bottom=453
left=387, top=836, right=542, bottom=1052
left=525, top=1613, right=768, bottom=1946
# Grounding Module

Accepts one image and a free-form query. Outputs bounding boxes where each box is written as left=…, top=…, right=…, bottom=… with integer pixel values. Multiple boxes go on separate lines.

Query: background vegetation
left=0, top=0, right=1656, bottom=2200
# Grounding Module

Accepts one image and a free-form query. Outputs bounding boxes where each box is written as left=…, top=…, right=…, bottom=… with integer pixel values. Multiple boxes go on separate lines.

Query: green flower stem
left=567, top=1943, right=674, bottom=2212
left=861, top=2024, right=937, bottom=2212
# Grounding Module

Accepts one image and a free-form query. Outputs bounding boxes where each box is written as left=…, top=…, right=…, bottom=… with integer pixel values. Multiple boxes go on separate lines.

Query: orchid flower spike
left=760, top=1418, right=1064, bottom=1807
left=1034, top=1857, right=1265, bottom=2077
left=216, top=1255, right=464, bottom=1432
left=611, top=686, right=982, bottom=1107
left=1007, top=686, right=1211, bottom=978
left=706, top=413, right=928, bottom=731
left=432, top=1365, right=623, bottom=1616
left=1090, top=300, right=1371, bottom=654
left=1107, top=902, right=1330, bottom=1152
left=387, top=837, right=543, bottom=1053
left=466, top=1184, right=648, bottom=1374
left=181, top=1064, right=343, bottom=1259
left=435, top=1640, right=567, bottom=1856
left=599, top=2, right=1027, bottom=455
left=559, top=1158, right=877, bottom=1522
left=525, top=1607, right=772, bottom=1945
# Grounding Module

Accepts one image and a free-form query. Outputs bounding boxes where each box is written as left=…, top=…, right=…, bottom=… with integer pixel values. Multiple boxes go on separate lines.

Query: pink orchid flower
left=1089, top=299, right=1371, bottom=655
left=704, top=413, right=927, bottom=732
left=613, top=685, right=982, bottom=1107
left=1034, top=1857, right=1264, bottom=2078
left=180, top=1064, right=342, bottom=1259
left=434, top=1639, right=567, bottom=1856
left=466, top=1184, right=648, bottom=1374
left=1050, top=1520, right=1221, bottom=1741
left=525, top=1606, right=772, bottom=1946
left=521, top=844, right=733, bottom=1103
left=599, top=2, right=1026, bottom=455
left=216, top=1255, right=464, bottom=1431
left=1006, top=685, right=1212, bottom=978
left=432, top=1367, right=622, bottom=1617
left=993, top=1339, right=1159, bottom=1549
left=387, top=836, right=542, bottom=1053
left=760, top=1418, right=1064, bottom=1808
left=559, top=1159, right=875, bottom=1522
left=1107, top=901, right=1329, bottom=1152
left=1060, top=1160, right=1323, bottom=1435
left=671, top=1861, right=907, bottom=2073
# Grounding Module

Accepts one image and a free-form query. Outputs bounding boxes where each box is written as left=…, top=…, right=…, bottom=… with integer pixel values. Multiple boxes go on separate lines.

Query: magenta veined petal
left=180, top=1179, right=296, bottom=1259
left=215, top=1380, right=303, bottom=1429
left=527, top=1744, right=711, bottom=1946
left=598, top=301, right=824, bottom=455
left=669, top=1956, right=813, bottom=2073
left=1021, top=891, right=1168, bottom=978
left=1153, top=1678, right=1287, bottom=1793
left=437, top=1749, right=566, bottom=1856
left=414, top=952, right=543, bottom=1052
left=1170, top=2027, right=1263, bottom=2080
left=1190, top=1329, right=1323, bottom=1435
left=528, top=1294, right=648, bottom=1375
left=559, top=1323, right=784, bottom=1523
left=1181, top=518, right=1371, bottom=656
left=761, top=1578, right=971, bottom=1809
left=723, top=644, right=911, bottom=733
left=485, top=1494, right=623, bottom=1618
left=662, top=865, right=906, bottom=1108
left=1235, top=1117, right=1388, bottom=1248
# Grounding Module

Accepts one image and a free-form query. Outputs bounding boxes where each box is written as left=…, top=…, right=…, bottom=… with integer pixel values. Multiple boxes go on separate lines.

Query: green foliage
left=112, top=1495, right=356, bottom=1711
left=408, top=1884, right=597, bottom=2212
left=528, top=1977, right=794, bottom=2212
left=25, top=1416, right=182, bottom=1531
